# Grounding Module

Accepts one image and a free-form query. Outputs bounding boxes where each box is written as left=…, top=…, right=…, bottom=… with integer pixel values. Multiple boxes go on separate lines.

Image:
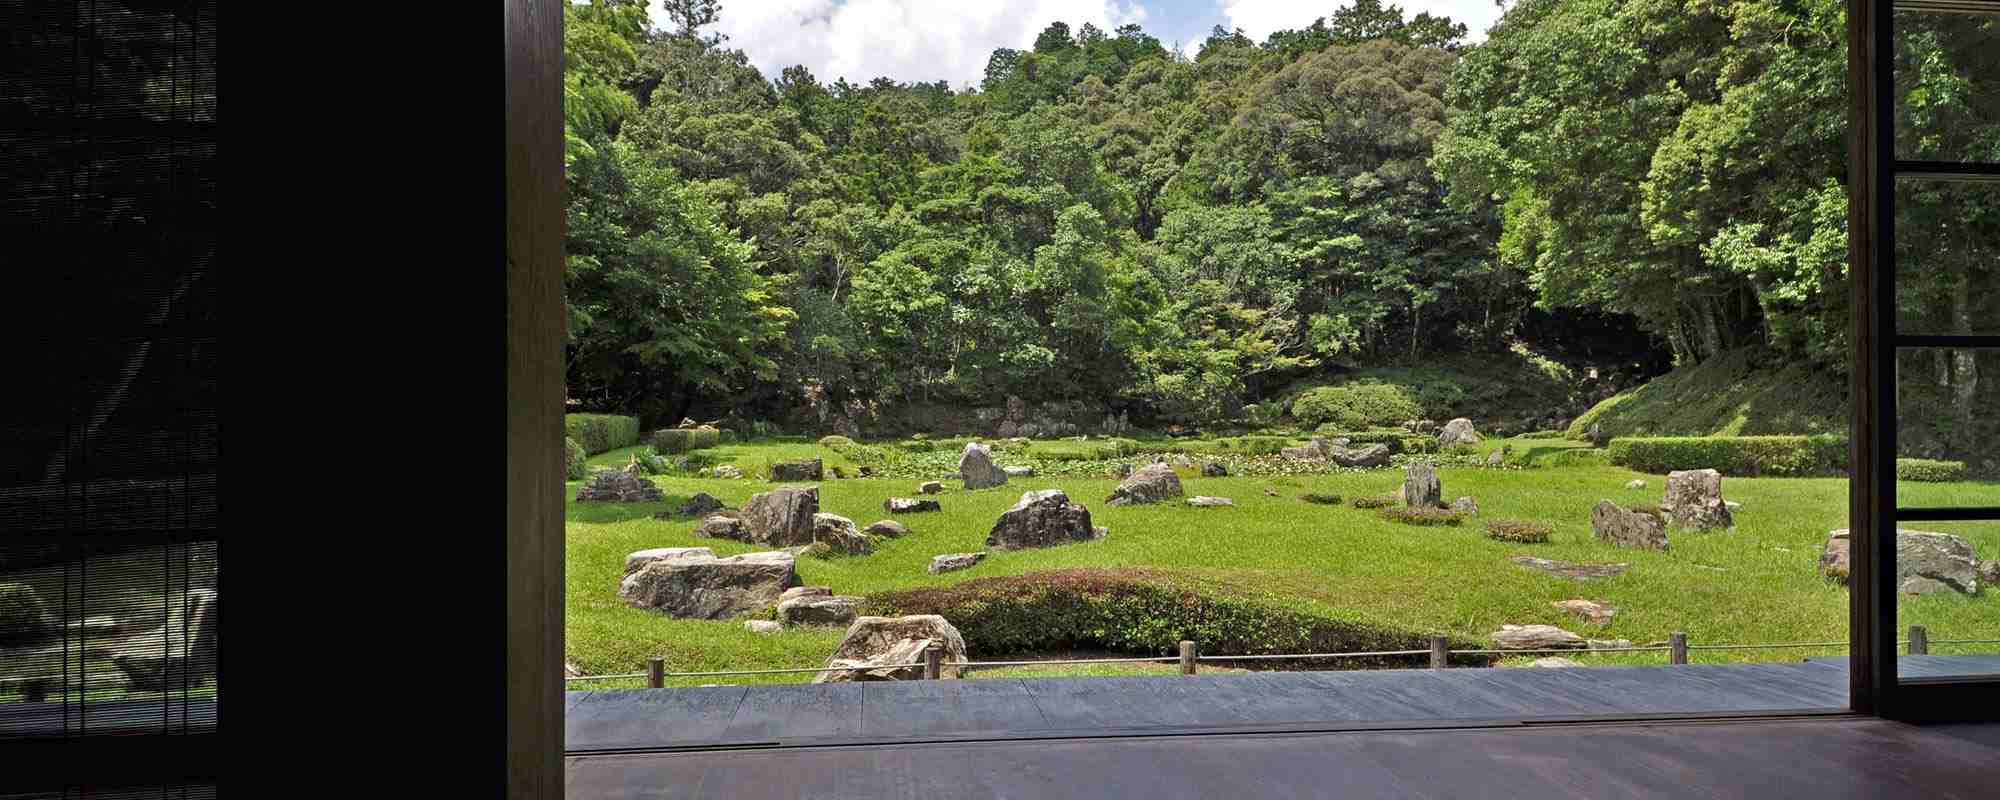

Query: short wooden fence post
left=1179, top=641, right=1198, bottom=676
left=647, top=657, right=665, bottom=688
left=1669, top=632, right=1688, bottom=666
left=1429, top=636, right=1449, bottom=669
left=924, top=643, right=944, bottom=680
left=1908, top=625, right=1929, bottom=656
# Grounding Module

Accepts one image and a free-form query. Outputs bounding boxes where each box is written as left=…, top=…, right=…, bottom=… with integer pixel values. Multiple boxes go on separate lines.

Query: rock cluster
left=575, top=469, right=666, bottom=503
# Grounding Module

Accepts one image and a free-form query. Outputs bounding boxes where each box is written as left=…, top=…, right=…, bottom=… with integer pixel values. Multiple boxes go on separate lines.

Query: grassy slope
left=567, top=439, right=2000, bottom=688
left=1565, top=348, right=1848, bottom=439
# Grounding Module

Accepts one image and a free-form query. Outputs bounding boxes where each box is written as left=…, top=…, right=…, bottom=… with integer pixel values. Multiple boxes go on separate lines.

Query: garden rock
left=1551, top=599, right=1618, bottom=625
left=1591, top=500, right=1669, bottom=551
left=1492, top=624, right=1586, bottom=650
left=1202, top=461, right=1228, bottom=477
left=740, top=486, right=820, bottom=547
left=1438, top=418, right=1482, bottom=447
left=711, top=464, right=744, bottom=479
left=1510, top=556, right=1629, bottom=580
left=1402, top=462, right=1443, bottom=508
left=778, top=594, right=862, bottom=627
left=746, top=620, right=783, bottom=634
left=575, top=469, right=666, bottom=503
left=987, top=489, right=1104, bottom=550
left=619, top=551, right=798, bottom=620
left=1187, top=496, right=1234, bottom=508
left=1450, top=496, right=1479, bottom=515
left=1003, top=465, right=1036, bottom=478
left=780, top=586, right=832, bottom=603
left=1485, top=450, right=1505, bottom=468
left=814, top=615, right=968, bottom=683
left=1588, top=639, right=1634, bottom=650
left=1663, top=469, right=1733, bottom=530
left=623, top=547, right=716, bottom=576
left=666, top=492, right=725, bottom=518
left=694, top=514, right=750, bottom=541
left=813, top=513, right=874, bottom=556
left=770, top=458, right=823, bottom=482
left=1531, top=657, right=1583, bottom=668
left=1821, top=529, right=1981, bottom=594
left=929, top=552, right=987, bottom=575
left=109, top=588, right=219, bottom=692
left=919, top=481, right=943, bottom=495
left=864, top=520, right=909, bottom=538
left=1328, top=444, right=1392, bottom=468
left=959, top=442, right=1008, bottom=489
left=1982, top=560, right=2000, bottom=588
left=1106, top=463, right=1185, bottom=506
left=885, top=497, right=942, bottom=514
left=1625, top=479, right=1646, bottom=490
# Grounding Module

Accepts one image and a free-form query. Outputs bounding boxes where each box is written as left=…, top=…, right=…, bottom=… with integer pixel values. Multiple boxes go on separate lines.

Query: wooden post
left=1908, top=625, right=1928, bottom=656
left=924, top=643, right=944, bottom=680
left=647, top=657, right=664, bottom=688
left=1429, top=636, right=1449, bottom=669
left=1179, top=640, right=1197, bottom=675
left=1670, top=632, right=1688, bottom=665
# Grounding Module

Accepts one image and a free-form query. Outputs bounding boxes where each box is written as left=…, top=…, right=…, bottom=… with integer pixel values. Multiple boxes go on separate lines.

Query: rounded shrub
left=1896, top=458, right=1968, bottom=483
left=0, top=583, right=53, bottom=647
left=1351, top=494, right=1398, bottom=509
left=818, top=435, right=856, bottom=449
left=1376, top=506, right=1467, bottom=526
left=1300, top=492, right=1344, bottom=505
left=1484, top=520, right=1553, bottom=543
left=1290, top=383, right=1423, bottom=430
left=564, top=437, right=588, bottom=481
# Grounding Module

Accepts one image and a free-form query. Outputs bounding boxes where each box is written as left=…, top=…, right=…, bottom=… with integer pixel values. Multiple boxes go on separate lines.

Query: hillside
left=1565, top=349, right=1848, bottom=439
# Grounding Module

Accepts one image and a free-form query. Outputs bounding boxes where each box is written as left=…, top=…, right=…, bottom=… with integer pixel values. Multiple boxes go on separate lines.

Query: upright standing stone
left=1663, top=469, right=1733, bottom=530
left=958, top=442, right=1008, bottom=489
left=812, top=513, right=874, bottom=556
left=739, top=486, right=820, bottom=547
left=1590, top=500, right=1669, bottom=551
left=1402, top=461, right=1443, bottom=508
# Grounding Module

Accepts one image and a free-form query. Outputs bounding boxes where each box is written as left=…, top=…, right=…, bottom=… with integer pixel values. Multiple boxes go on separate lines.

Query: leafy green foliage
left=565, top=414, right=641, bottom=455
left=1290, top=384, right=1423, bottom=429
left=1897, top=458, right=1969, bottom=483
left=1300, top=492, right=1344, bottom=505
left=1608, top=436, right=1848, bottom=477
left=864, top=569, right=1481, bottom=666
left=1351, top=494, right=1397, bottom=509
left=1483, top=519, right=1552, bottom=543
left=653, top=428, right=721, bottom=454
left=0, top=583, right=52, bottom=647
left=1566, top=349, right=1847, bottom=440
left=565, top=437, right=590, bottom=481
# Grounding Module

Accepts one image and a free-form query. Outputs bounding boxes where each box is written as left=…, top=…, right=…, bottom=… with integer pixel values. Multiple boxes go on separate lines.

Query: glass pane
left=1895, top=179, right=2000, bottom=336
left=1895, top=347, right=2000, bottom=506
left=1891, top=520, right=2000, bottom=682
left=1894, top=9, right=2000, bottom=163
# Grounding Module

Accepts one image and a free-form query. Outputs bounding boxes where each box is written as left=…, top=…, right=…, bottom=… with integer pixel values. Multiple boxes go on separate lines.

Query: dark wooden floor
left=567, top=717, right=2000, bottom=799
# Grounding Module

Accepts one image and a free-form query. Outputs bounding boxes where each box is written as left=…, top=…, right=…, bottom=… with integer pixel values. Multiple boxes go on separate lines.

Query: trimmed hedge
left=1318, top=429, right=1432, bottom=455
left=1484, top=519, right=1552, bottom=543
left=863, top=569, right=1491, bottom=667
left=653, top=427, right=721, bottom=454
left=564, top=437, right=588, bottom=481
left=1897, top=458, right=1968, bottom=482
left=1376, top=506, right=1466, bottom=526
left=564, top=414, right=641, bottom=455
left=1606, top=435, right=1847, bottom=476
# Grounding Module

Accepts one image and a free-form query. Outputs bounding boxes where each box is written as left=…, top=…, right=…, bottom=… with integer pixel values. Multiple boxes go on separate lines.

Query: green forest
left=560, top=0, right=1998, bottom=442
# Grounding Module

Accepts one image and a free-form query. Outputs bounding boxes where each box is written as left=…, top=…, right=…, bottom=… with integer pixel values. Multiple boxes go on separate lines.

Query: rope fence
left=562, top=625, right=2000, bottom=687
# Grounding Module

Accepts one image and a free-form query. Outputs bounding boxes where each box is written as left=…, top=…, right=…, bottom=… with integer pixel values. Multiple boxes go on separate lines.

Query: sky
left=646, top=1, right=1510, bottom=90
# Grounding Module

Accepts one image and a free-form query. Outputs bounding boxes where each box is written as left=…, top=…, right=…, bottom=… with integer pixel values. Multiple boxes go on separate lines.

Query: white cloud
left=1217, top=0, right=1505, bottom=45
left=654, top=0, right=1152, bottom=89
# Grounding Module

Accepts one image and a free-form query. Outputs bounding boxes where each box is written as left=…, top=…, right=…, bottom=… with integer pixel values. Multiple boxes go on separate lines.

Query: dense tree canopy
left=560, top=0, right=1998, bottom=431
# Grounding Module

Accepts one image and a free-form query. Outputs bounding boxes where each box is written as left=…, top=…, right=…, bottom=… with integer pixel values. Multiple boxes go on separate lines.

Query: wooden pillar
left=1908, top=625, right=1928, bottom=656
left=1429, top=636, right=1449, bottom=669
left=924, top=644, right=944, bottom=680
left=1179, top=641, right=1197, bottom=675
left=647, top=657, right=664, bottom=688
left=1670, top=632, right=1689, bottom=665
